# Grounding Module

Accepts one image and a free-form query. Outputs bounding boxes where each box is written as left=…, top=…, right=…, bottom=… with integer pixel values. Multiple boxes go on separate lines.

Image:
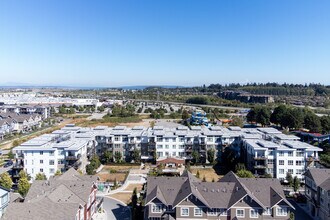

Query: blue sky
left=0, top=0, right=329, bottom=87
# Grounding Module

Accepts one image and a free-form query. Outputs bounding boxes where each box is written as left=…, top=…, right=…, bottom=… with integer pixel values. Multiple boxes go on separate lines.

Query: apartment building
left=304, top=168, right=330, bottom=220
left=12, top=125, right=96, bottom=180
left=3, top=168, right=100, bottom=220
left=145, top=170, right=294, bottom=220
left=242, top=128, right=322, bottom=181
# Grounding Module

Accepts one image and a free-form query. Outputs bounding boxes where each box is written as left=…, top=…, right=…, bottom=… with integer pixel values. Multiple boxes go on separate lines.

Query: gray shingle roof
left=304, top=168, right=330, bottom=186
left=3, top=168, right=97, bottom=220
left=146, top=171, right=294, bottom=210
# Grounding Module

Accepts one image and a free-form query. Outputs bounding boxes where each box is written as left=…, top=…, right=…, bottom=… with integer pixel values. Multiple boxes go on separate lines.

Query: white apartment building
left=13, top=125, right=96, bottom=180
left=243, top=129, right=322, bottom=181
left=13, top=124, right=323, bottom=182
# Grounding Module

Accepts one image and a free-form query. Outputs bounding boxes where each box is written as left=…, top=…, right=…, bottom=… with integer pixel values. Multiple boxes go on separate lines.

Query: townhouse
left=304, top=168, right=330, bottom=220
left=145, top=170, right=294, bottom=220
left=12, top=124, right=96, bottom=180
left=3, top=168, right=100, bottom=220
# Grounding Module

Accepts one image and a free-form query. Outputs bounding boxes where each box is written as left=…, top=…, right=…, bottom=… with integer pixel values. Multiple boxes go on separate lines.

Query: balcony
left=12, top=163, right=24, bottom=169
left=66, top=155, right=79, bottom=161
left=254, top=156, right=266, bottom=160
left=254, top=165, right=267, bottom=169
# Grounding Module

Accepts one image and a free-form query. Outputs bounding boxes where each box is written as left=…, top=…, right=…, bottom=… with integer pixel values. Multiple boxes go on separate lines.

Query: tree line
left=247, top=105, right=330, bottom=133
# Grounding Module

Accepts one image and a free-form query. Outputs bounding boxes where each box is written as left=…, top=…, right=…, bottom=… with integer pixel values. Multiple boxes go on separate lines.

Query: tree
left=247, top=109, right=257, bottom=124
left=191, top=151, right=200, bottom=165
left=182, top=110, right=190, bottom=120
left=270, top=105, right=288, bottom=126
left=236, top=170, right=255, bottom=178
left=256, top=106, right=271, bottom=126
left=132, top=149, right=141, bottom=163
left=113, top=178, right=118, bottom=189
left=293, top=176, right=300, bottom=192
left=320, top=116, right=330, bottom=134
left=286, top=172, right=293, bottom=187
left=207, top=149, right=215, bottom=164
left=304, top=110, right=321, bottom=132
left=35, top=173, right=47, bottom=180
left=18, top=177, right=30, bottom=197
left=196, top=170, right=200, bottom=179
left=7, top=150, right=14, bottom=159
left=0, top=172, right=13, bottom=189
left=101, top=151, right=113, bottom=164
left=131, top=187, right=138, bottom=219
left=231, top=117, right=243, bottom=127
left=55, top=170, right=62, bottom=176
left=114, top=151, right=122, bottom=163
left=12, top=140, right=20, bottom=147
left=86, top=164, right=95, bottom=175
left=19, top=170, right=31, bottom=181
left=97, top=106, right=105, bottom=112
left=235, top=163, right=246, bottom=172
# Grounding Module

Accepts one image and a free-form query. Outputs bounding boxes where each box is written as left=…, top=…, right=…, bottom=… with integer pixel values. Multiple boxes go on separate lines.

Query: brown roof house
left=3, top=168, right=101, bottom=220
left=144, top=170, right=294, bottom=220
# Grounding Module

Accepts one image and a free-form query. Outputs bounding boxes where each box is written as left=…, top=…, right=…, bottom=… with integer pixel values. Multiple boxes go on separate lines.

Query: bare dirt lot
left=190, top=167, right=223, bottom=182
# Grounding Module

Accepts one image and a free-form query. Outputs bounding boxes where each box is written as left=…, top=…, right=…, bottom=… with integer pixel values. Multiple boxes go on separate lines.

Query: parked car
left=4, top=160, right=13, bottom=168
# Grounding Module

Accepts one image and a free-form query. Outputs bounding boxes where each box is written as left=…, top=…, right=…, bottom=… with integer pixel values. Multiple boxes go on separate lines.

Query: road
left=102, top=197, right=130, bottom=220
left=130, top=99, right=248, bottom=111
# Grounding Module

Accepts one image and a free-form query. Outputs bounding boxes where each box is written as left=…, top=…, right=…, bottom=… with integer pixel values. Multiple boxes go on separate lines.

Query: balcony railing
left=254, top=165, right=267, bottom=169
left=254, top=156, right=266, bottom=160
left=66, top=155, right=78, bottom=160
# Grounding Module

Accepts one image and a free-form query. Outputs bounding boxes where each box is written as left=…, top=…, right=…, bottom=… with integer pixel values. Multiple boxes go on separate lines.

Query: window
left=40, top=151, right=43, bottom=155
left=181, top=208, right=189, bottom=216
left=1, top=195, right=8, bottom=204
left=250, top=208, right=259, bottom=218
left=157, top=137, right=163, bottom=142
left=236, top=209, right=245, bottom=218
left=207, top=208, right=217, bottom=216
left=263, top=208, right=271, bottom=215
left=279, top=169, right=285, bottom=174
left=40, top=160, right=44, bottom=164
left=296, top=161, right=302, bottom=166
left=194, top=208, right=202, bottom=216
left=50, top=168, right=55, bottom=173
left=165, top=138, right=169, bottom=142
left=172, top=145, right=176, bottom=149
left=288, top=160, right=293, bottom=166
left=268, top=159, right=274, bottom=165
left=279, top=160, right=284, bottom=165
left=49, top=160, right=54, bottom=165
left=288, top=152, right=293, bottom=157
left=288, top=169, right=294, bottom=174
left=49, top=151, right=54, bottom=156
left=165, top=145, right=169, bottom=149
left=279, top=151, right=284, bottom=156
left=207, top=137, right=213, bottom=142
left=276, top=207, right=287, bottom=216
left=220, top=208, right=228, bottom=216
left=296, top=169, right=303, bottom=175
left=152, top=204, right=162, bottom=213
left=40, top=168, right=44, bottom=172
left=157, top=145, right=163, bottom=149
left=296, top=150, right=304, bottom=157
left=172, top=152, right=176, bottom=156
left=114, top=136, right=120, bottom=141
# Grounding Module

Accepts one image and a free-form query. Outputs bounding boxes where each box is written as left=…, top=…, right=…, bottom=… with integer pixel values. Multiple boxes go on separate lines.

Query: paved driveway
left=102, top=197, right=130, bottom=220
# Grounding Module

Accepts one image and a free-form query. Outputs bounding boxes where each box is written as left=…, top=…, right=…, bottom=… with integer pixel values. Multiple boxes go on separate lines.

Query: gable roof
left=3, top=168, right=97, bottom=220
left=145, top=171, right=294, bottom=210
left=304, top=168, right=330, bottom=186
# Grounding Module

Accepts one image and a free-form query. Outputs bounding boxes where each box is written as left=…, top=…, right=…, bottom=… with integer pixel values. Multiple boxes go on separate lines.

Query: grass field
left=190, top=167, right=223, bottom=182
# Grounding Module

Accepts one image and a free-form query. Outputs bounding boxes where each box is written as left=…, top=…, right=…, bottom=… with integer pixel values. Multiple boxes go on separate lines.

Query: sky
left=0, top=0, right=330, bottom=87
